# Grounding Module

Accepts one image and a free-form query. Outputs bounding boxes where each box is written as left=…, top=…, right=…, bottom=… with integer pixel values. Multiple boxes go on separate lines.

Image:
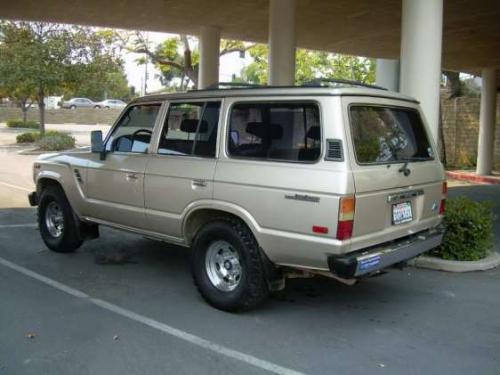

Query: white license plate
left=392, top=201, right=413, bottom=225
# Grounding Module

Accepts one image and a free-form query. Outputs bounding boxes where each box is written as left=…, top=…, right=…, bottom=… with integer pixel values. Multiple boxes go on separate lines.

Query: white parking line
left=0, top=256, right=306, bottom=375
left=0, top=223, right=37, bottom=229
left=0, top=181, right=32, bottom=192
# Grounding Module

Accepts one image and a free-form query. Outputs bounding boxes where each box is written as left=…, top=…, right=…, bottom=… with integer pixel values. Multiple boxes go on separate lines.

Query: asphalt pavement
left=0, top=144, right=499, bottom=375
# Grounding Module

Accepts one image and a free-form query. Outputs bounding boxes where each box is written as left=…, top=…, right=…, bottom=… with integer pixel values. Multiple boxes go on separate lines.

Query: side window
left=228, top=102, right=321, bottom=162
left=105, top=104, right=160, bottom=153
left=158, top=101, right=221, bottom=157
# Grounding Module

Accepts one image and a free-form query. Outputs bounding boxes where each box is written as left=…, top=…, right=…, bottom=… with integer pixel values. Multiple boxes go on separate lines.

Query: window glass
left=228, top=102, right=321, bottom=162
left=158, top=101, right=220, bottom=157
left=105, top=104, right=160, bottom=153
left=349, top=106, right=434, bottom=164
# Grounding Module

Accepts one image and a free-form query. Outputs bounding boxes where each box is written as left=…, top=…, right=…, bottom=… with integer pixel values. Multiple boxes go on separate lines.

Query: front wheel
left=38, top=185, right=83, bottom=253
left=191, top=219, right=269, bottom=312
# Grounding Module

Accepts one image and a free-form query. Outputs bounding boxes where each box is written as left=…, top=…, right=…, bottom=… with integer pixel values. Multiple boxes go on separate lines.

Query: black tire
left=94, top=105, right=100, bottom=109
left=191, top=218, right=269, bottom=312
left=38, top=185, right=83, bottom=253
left=69, top=105, right=76, bottom=109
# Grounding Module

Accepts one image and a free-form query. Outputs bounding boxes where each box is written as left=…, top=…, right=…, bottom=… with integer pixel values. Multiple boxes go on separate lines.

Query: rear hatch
left=342, top=98, right=445, bottom=252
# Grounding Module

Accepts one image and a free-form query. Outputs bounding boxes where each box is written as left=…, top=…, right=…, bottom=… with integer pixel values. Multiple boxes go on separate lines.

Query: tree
left=0, top=22, right=128, bottom=134
left=241, top=44, right=376, bottom=85
left=129, top=33, right=252, bottom=89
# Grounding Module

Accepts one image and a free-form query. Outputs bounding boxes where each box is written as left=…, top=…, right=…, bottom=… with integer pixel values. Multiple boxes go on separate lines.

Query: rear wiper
left=398, top=162, right=411, bottom=176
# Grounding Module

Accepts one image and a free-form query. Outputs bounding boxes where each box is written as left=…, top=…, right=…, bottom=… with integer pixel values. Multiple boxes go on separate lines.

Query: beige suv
left=29, top=83, right=446, bottom=311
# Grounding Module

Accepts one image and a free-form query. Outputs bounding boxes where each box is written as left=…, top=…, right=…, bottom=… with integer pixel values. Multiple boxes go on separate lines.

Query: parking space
left=1, top=148, right=500, bottom=374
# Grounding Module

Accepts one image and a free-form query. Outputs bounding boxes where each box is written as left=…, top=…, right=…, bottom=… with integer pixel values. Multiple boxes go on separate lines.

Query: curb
left=446, top=171, right=500, bottom=185
left=408, top=252, right=500, bottom=272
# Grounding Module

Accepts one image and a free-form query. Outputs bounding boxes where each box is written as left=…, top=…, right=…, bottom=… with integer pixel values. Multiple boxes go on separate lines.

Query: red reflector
left=439, top=199, right=446, bottom=215
left=312, top=225, right=329, bottom=234
left=336, top=220, right=353, bottom=240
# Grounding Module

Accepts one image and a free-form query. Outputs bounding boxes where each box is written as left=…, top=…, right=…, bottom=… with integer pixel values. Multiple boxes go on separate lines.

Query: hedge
left=428, top=196, right=495, bottom=261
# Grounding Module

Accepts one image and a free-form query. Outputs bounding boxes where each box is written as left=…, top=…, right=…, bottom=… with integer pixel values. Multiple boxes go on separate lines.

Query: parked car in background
left=61, top=98, right=96, bottom=109
left=94, top=99, right=127, bottom=109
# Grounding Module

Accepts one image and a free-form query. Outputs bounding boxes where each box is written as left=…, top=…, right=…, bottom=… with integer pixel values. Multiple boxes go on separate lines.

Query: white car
left=94, top=99, right=127, bottom=109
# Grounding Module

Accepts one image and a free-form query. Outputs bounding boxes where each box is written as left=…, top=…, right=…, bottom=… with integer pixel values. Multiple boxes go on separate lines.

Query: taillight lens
left=337, top=196, right=355, bottom=240
left=439, top=199, right=446, bottom=215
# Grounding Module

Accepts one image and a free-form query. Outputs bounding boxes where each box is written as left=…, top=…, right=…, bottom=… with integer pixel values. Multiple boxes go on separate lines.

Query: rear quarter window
left=228, top=102, right=321, bottom=162
left=349, top=105, right=434, bottom=164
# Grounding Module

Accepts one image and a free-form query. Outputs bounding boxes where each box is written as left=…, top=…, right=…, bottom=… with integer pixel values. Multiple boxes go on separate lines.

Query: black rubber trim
left=28, top=191, right=38, bottom=206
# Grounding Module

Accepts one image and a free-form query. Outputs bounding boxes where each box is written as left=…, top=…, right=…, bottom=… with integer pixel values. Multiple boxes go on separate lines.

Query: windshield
left=349, top=105, right=434, bottom=164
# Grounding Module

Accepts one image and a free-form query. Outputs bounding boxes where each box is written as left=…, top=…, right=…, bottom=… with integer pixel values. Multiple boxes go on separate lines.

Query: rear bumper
left=28, top=191, right=38, bottom=206
left=328, top=227, right=444, bottom=278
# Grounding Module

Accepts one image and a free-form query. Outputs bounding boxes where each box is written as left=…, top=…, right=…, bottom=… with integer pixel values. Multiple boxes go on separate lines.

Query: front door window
left=106, top=104, right=161, bottom=153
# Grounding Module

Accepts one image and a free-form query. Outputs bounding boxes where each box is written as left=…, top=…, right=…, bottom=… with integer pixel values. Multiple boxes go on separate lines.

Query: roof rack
left=301, top=78, right=387, bottom=90
left=195, top=82, right=265, bottom=91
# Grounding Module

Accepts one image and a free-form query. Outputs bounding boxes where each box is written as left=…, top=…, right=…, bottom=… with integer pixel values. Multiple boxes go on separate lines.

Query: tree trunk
left=20, top=100, right=28, bottom=125
left=443, top=71, right=462, bottom=98
left=38, top=87, right=45, bottom=136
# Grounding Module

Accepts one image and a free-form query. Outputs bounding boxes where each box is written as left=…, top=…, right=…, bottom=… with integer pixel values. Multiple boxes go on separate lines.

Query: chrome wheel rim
left=205, top=240, right=242, bottom=292
left=45, top=201, right=64, bottom=238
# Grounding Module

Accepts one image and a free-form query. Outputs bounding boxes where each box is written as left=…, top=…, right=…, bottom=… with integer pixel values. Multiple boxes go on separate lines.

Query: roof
left=1, top=0, right=499, bottom=79
left=130, top=86, right=419, bottom=104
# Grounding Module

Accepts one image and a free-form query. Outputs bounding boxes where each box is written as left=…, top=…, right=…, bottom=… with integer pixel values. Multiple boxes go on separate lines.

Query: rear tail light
left=439, top=199, right=446, bottom=215
left=337, top=196, right=355, bottom=240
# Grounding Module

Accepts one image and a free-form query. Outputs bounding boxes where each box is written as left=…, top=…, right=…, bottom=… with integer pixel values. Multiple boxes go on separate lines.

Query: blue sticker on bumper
left=359, top=256, right=381, bottom=271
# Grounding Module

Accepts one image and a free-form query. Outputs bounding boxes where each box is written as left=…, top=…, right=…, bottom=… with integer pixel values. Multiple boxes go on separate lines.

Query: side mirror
left=90, top=130, right=104, bottom=152
left=91, top=130, right=106, bottom=160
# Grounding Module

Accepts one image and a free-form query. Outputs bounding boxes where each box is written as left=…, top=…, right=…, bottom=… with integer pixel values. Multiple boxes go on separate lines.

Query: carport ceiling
left=1, top=0, right=499, bottom=74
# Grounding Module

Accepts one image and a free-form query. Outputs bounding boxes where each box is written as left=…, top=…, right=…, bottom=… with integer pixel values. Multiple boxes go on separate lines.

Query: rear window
left=349, top=105, right=434, bottom=164
left=228, top=102, right=321, bottom=162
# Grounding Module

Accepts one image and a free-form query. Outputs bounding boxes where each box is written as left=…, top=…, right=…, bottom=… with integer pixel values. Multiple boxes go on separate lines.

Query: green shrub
left=428, top=197, right=495, bottom=261
left=36, top=132, right=75, bottom=151
left=16, top=132, right=41, bottom=143
left=6, top=119, right=40, bottom=129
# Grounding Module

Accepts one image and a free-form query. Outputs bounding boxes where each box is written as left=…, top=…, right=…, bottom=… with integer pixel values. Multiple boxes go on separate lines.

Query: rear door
left=342, top=97, right=445, bottom=251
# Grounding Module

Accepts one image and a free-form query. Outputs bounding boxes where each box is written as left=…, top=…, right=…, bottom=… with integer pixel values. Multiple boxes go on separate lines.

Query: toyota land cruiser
left=29, top=81, right=446, bottom=311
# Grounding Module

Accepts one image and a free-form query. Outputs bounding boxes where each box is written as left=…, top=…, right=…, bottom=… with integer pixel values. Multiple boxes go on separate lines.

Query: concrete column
left=268, top=0, right=296, bottom=86
left=198, top=26, right=220, bottom=89
left=399, top=0, right=443, bottom=143
left=476, top=68, right=497, bottom=176
left=376, top=58, right=400, bottom=92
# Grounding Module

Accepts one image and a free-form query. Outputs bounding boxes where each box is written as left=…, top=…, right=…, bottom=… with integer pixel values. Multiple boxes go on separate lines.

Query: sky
left=123, top=31, right=251, bottom=94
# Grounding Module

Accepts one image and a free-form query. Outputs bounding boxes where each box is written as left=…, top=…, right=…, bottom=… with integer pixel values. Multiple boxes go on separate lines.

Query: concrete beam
left=268, top=0, right=296, bottom=86
left=198, top=26, right=220, bottom=89
left=476, top=68, right=497, bottom=176
left=399, top=0, right=443, bottom=143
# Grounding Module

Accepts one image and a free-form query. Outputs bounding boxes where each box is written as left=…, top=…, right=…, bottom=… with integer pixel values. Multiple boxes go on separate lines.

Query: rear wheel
left=191, top=218, right=269, bottom=311
left=38, top=185, right=83, bottom=253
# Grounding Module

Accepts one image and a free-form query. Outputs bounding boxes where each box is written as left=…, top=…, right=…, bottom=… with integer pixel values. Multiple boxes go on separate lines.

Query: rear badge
left=432, top=201, right=438, bottom=212
left=359, top=256, right=381, bottom=271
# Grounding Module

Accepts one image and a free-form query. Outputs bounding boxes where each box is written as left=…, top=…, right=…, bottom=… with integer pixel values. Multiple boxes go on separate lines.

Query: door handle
left=126, top=173, right=139, bottom=181
left=191, top=179, right=207, bottom=188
